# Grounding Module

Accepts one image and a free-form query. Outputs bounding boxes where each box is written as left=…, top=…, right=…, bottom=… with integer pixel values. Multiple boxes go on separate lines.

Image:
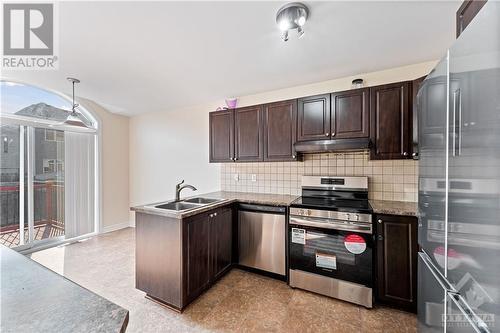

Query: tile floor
left=29, top=228, right=416, bottom=333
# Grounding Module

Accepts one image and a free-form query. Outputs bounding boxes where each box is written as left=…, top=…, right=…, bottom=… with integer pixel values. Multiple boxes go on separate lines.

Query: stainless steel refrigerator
left=417, top=2, right=500, bottom=332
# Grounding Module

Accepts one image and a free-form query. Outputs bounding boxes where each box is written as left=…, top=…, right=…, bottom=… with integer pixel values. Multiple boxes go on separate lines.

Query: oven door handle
left=290, top=216, right=373, bottom=234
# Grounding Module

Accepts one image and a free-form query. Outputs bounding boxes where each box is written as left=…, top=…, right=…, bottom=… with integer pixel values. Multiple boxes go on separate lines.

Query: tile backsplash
left=220, top=151, right=418, bottom=202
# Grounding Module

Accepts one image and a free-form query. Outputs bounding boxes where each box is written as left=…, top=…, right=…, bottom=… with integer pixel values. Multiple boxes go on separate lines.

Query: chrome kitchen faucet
left=175, top=180, right=197, bottom=201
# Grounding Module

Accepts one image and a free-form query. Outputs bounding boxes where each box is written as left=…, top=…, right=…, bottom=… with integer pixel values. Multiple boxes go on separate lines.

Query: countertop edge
left=369, top=199, right=418, bottom=217
left=131, top=191, right=299, bottom=219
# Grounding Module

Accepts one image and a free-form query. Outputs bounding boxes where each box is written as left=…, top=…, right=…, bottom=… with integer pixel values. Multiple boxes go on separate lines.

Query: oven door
left=289, top=216, right=373, bottom=287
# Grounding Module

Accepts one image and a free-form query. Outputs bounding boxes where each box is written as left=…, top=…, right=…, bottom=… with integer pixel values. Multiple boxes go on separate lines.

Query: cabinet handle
left=377, top=219, right=382, bottom=224
left=377, top=235, right=384, bottom=241
left=292, top=155, right=296, bottom=159
left=214, top=212, right=217, bottom=217
left=234, top=157, right=238, bottom=161
left=325, top=133, right=329, bottom=137
left=209, top=214, right=213, bottom=218
left=403, top=152, right=408, bottom=156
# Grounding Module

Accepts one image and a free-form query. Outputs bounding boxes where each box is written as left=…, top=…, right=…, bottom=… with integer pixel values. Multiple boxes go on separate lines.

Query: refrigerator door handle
left=447, top=291, right=491, bottom=333
left=452, top=88, right=462, bottom=157
left=457, top=88, right=462, bottom=156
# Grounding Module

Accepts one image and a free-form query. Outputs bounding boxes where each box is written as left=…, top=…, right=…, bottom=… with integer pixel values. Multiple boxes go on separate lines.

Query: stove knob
left=354, top=214, right=359, bottom=221
left=306, top=210, right=311, bottom=216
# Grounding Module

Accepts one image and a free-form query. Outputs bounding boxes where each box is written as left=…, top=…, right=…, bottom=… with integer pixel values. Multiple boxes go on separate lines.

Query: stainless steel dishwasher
left=238, top=204, right=286, bottom=276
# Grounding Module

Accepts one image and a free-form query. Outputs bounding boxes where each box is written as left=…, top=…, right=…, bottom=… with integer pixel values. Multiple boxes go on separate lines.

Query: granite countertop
left=131, top=191, right=299, bottom=219
left=369, top=200, right=418, bottom=217
left=0, top=245, right=129, bottom=333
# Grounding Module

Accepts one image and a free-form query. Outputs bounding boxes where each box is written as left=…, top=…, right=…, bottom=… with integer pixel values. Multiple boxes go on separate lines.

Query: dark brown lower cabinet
left=210, top=207, right=233, bottom=281
left=376, top=214, right=418, bottom=312
left=183, top=206, right=233, bottom=305
left=184, top=213, right=211, bottom=304
left=135, top=205, right=233, bottom=312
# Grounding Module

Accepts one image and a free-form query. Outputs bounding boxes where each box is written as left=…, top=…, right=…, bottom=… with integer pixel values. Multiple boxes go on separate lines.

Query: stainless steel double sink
left=152, top=197, right=223, bottom=212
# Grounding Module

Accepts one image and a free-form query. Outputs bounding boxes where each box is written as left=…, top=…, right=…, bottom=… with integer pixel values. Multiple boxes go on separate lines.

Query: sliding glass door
left=32, top=128, right=66, bottom=244
left=1, top=80, right=99, bottom=251
left=0, top=124, right=26, bottom=247
left=0, top=124, right=96, bottom=250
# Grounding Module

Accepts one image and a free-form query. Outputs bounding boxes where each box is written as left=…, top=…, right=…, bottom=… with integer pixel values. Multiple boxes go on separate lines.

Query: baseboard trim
left=102, top=221, right=133, bottom=234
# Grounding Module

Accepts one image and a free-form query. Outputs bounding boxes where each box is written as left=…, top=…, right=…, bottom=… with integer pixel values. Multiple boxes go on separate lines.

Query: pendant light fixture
left=276, top=2, right=309, bottom=41
left=63, top=77, right=89, bottom=128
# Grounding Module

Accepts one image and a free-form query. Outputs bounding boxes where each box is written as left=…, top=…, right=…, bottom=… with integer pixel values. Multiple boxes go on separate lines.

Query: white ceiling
left=4, top=1, right=460, bottom=116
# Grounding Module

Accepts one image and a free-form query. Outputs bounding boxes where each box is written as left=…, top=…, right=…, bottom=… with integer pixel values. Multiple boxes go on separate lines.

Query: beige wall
left=129, top=106, right=221, bottom=210
left=81, top=99, right=130, bottom=230
left=129, top=61, right=436, bottom=209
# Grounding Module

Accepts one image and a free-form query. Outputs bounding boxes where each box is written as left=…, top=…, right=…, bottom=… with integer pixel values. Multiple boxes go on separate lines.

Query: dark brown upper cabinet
left=370, top=81, right=411, bottom=160
left=456, top=0, right=487, bottom=38
left=376, top=214, right=418, bottom=312
left=297, top=94, right=331, bottom=141
left=263, top=100, right=298, bottom=161
left=331, top=88, right=370, bottom=139
left=234, top=106, right=264, bottom=162
left=411, top=76, right=426, bottom=159
left=209, top=110, right=234, bottom=163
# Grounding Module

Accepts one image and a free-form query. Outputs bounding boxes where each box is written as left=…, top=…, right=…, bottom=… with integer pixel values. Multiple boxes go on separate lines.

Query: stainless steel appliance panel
left=238, top=210, right=286, bottom=275
left=418, top=56, right=449, bottom=277
left=301, top=176, right=368, bottom=191
left=290, top=207, right=372, bottom=223
left=418, top=3, right=500, bottom=332
left=446, top=3, right=500, bottom=331
left=418, top=252, right=448, bottom=333
left=289, top=269, right=372, bottom=308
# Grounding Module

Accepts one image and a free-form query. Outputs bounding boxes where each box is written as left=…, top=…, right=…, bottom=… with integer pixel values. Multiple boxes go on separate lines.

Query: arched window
left=0, top=80, right=99, bottom=250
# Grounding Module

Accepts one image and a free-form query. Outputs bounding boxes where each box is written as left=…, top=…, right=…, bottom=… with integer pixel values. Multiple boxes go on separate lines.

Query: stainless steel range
left=288, top=176, right=374, bottom=308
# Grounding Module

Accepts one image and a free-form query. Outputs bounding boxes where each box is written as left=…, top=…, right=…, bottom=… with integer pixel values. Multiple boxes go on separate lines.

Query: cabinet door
left=263, top=100, right=297, bottom=161
left=297, top=94, right=331, bottom=141
left=209, top=110, right=234, bottom=162
left=376, top=214, right=418, bottom=312
left=234, top=106, right=264, bottom=162
left=370, top=82, right=411, bottom=159
left=184, top=213, right=211, bottom=303
left=331, top=88, right=369, bottom=139
left=411, top=76, right=426, bottom=159
left=456, top=0, right=487, bottom=38
left=210, top=207, right=233, bottom=281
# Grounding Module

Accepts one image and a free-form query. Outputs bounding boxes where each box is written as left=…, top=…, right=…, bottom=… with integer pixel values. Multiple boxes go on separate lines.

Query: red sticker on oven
left=344, top=234, right=366, bottom=254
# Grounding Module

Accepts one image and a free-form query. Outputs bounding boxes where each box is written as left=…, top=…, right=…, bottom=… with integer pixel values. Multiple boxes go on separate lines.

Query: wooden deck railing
left=0, top=180, right=65, bottom=242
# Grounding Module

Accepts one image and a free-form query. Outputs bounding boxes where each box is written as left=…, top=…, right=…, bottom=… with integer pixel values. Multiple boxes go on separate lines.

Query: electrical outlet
left=251, top=174, right=257, bottom=182
left=234, top=174, right=239, bottom=181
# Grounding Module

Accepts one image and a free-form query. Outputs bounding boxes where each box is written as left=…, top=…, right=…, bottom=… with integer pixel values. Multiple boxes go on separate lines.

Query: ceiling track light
left=276, top=2, right=309, bottom=42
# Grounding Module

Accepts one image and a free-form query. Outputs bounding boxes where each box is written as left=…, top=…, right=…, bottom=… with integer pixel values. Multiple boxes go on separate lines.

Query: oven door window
left=289, top=224, right=373, bottom=287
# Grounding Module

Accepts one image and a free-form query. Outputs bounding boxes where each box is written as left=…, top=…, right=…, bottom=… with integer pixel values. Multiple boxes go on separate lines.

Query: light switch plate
left=251, top=174, right=257, bottom=182
left=234, top=174, right=239, bottom=181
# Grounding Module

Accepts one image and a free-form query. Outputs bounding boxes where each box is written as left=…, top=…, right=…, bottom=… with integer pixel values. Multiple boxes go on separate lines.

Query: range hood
left=294, top=138, right=371, bottom=154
